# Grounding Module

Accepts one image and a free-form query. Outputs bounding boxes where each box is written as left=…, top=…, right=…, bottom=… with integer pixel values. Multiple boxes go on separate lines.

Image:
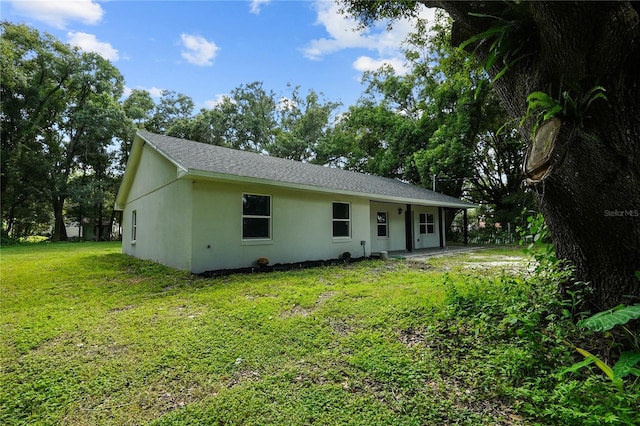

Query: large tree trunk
left=426, top=1, right=640, bottom=309
left=51, top=198, right=68, bottom=242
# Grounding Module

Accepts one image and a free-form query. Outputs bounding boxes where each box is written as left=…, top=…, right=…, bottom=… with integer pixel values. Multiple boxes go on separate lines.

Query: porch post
left=438, top=207, right=444, bottom=248
left=404, top=204, right=413, bottom=252
left=463, top=208, right=469, bottom=245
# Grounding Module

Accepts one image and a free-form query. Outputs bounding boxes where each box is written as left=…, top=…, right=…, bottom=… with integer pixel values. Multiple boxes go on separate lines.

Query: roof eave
left=114, top=134, right=145, bottom=211
left=180, top=169, right=476, bottom=209
left=138, top=131, right=189, bottom=175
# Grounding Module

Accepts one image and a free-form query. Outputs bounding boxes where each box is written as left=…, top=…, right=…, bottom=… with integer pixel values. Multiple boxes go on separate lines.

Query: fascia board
left=115, top=132, right=190, bottom=211
left=138, top=132, right=189, bottom=177
left=180, top=169, right=476, bottom=209
left=114, top=135, right=144, bottom=211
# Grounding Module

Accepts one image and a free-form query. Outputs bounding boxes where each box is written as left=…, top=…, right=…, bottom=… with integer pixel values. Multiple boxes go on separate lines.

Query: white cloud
left=10, top=0, right=104, bottom=29
left=249, top=0, right=271, bottom=15
left=180, top=34, right=220, bottom=66
left=302, top=1, right=436, bottom=65
left=204, top=94, right=233, bottom=109
left=302, top=1, right=374, bottom=60
left=277, top=96, right=297, bottom=112
left=67, top=32, right=119, bottom=61
left=146, top=87, right=165, bottom=98
left=124, top=86, right=164, bottom=99
left=352, top=56, right=409, bottom=75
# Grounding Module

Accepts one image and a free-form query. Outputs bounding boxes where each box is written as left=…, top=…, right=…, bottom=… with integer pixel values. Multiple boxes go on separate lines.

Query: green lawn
left=1, top=243, right=637, bottom=425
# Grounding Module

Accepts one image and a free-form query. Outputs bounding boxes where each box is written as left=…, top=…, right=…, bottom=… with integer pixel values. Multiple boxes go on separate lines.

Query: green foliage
left=336, top=0, right=418, bottom=30
left=159, top=82, right=340, bottom=163
left=517, top=212, right=640, bottom=408
left=321, top=12, right=531, bottom=226
left=524, top=91, right=563, bottom=122
left=459, top=9, right=533, bottom=82
left=564, top=303, right=640, bottom=392
left=522, top=85, right=607, bottom=135
left=614, top=352, right=640, bottom=380
left=148, top=90, right=195, bottom=136
left=579, top=305, right=640, bottom=333
left=269, top=85, right=342, bottom=162
left=437, top=264, right=640, bottom=425
left=1, top=22, right=132, bottom=241
left=458, top=2, right=536, bottom=83
left=3, top=243, right=639, bottom=424
left=518, top=212, right=573, bottom=283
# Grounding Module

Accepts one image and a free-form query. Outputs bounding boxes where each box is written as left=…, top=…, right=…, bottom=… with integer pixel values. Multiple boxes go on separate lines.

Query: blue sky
left=3, top=0, right=435, bottom=112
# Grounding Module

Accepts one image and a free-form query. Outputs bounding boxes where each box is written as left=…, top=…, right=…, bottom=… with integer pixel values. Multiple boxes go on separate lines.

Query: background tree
left=167, top=82, right=341, bottom=162
left=340, top=1, right=640, bottom=309
left=148, top=90, right=194, bottom=135
left=268, top=85, right=342, bottom=162
left=1, top=22, right=131, bottom=241
left=1, top=22, right=68, bottom=239
left=225, top=81, right=277, bottom=152
left=47, top=52, right=127, bottom=241
left=123, top=89, right=154, bottom=129
left=321, top=13, right=530, bottom=233
left=169, top=82, right=276, bottom=152
left=121, top=89, right=154, bottom=165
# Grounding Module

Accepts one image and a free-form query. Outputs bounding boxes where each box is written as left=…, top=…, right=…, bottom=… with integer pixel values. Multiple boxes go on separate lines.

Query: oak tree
left=340, top=1, right=640, bottom=309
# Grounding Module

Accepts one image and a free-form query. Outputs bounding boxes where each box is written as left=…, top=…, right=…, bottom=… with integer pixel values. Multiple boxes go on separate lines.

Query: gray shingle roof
left=137, top=131, right=474, bottom=208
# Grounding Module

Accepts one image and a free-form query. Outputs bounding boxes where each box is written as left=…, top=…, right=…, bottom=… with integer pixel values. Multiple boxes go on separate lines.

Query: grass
left=1, top=243, right=638, bottom=425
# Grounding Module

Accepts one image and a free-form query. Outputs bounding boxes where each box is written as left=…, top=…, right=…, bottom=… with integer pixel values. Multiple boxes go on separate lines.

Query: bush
left=432, top=213, right=640, bottom=424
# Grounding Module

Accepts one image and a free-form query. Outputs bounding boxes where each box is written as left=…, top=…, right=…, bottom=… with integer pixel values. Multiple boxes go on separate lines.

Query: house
left=115, top=131, right=475, bottom=273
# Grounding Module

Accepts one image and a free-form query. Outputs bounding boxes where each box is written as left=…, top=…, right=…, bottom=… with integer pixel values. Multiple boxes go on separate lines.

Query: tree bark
left=424, top=1, right=640, bottom=309
left=51, top=197, right=68, bottom=242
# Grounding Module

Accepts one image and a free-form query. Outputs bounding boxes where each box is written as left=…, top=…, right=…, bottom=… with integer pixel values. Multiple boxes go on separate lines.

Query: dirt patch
left=109, top=304, right=135, bottom=313
left=199, top=257, right=368, bottom=278
left=285, top=304, right=313, bottom=318
left=398, top=329, right=426, bottom=347
left=226, top=367, right=262, bottom=388
left=461, top=255, right=533, bottom=274
left=327, top=317, right=354, bottom=335
left=281, top=291, right=336, bottom=318
left=404, top=260, right=433, bottom=271
left=424, top=377, right=526, bottom=425
left=397, top=328, right=526, bottom=424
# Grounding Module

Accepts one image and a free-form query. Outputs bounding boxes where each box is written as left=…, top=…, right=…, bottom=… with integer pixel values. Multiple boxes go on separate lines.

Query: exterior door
left=414, top=209, right=439, bottom=249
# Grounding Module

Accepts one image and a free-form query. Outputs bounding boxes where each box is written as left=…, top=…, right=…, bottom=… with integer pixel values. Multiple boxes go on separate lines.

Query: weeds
left=1, top=242, right=639, bottom=424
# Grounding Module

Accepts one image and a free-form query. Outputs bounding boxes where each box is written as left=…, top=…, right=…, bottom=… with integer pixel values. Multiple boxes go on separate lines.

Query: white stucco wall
left=190, top=180, right=371, bottom=273
left=119, top=143, right=457, bottom=273
left=121, top=145, right=193, bottom=271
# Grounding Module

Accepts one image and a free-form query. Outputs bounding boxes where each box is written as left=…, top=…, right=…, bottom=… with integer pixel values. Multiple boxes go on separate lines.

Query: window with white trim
left=376, top=212, right=388, bottom=238
left=419, top=213, right=435, bottom=234
left=332, top=202, right=350, bottom=238
left=131, top=210, right=137, bottom=242
left=242, top=194, right=271, bottom=239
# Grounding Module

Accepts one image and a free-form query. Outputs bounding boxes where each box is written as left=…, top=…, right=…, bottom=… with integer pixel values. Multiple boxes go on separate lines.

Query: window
left=427, top=213, right=435, bottom=234
left=131, top=210, right=137, bottom=242
left=332, top=202, right=350, bottom=238
left=419, top=213, right=435, bottom=234
left=242, top=194, right=271, bottom=239
left=376, top=212, right=388, bottom=238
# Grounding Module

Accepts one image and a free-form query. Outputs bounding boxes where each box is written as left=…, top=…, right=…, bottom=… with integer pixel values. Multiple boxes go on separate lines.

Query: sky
left=2, top=0, right=436, bottom=112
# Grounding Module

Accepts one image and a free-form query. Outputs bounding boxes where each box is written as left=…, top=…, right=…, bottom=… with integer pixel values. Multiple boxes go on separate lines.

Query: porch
left=371, top=245, right=480, bottom=260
